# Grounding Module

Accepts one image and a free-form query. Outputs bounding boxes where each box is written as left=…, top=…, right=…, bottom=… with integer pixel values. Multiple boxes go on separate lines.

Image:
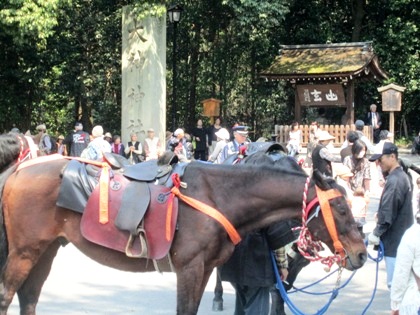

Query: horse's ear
left=312, top=169, right=330, bottom=190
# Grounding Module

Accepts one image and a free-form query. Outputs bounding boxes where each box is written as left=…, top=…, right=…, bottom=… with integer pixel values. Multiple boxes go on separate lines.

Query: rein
left=169, top=173, right=241, bottom=245
left=296, top=177, right=346, bottom=269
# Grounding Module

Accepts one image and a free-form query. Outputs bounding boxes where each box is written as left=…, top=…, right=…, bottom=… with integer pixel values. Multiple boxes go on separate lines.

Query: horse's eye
left=333, top=200, right=347, bottom=215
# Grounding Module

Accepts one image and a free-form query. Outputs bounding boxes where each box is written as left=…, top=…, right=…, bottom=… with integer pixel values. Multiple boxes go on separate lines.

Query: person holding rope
left=368, top=142, right=414, bottom=289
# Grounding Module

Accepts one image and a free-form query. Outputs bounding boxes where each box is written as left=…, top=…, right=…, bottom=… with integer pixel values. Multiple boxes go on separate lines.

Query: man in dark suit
left=366, top=104, right=382, bottom=144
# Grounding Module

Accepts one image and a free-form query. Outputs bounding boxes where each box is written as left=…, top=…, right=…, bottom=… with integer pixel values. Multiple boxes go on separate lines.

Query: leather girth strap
left=169, top=173, right=241, bottom=245
left=315, top=186, right=346, bottom=261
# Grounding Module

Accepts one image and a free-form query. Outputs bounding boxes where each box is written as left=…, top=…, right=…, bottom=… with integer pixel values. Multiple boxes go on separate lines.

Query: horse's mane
left=188, top=160, right=307, bottom=181
left=0, top=133, right=22, bottom=173
left=323, top=176, right=347, bottom=196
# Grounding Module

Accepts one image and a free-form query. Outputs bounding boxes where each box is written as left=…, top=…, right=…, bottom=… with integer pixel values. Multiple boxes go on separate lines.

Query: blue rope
left=287, top=268, right=339, bottom=294
left=270, top=251, right=339, bottom=315
left=271, top=240, right=385, bottom=315
left=289, top=270, right=356, bottom=295
left=360, top=240, right=384, bottom=315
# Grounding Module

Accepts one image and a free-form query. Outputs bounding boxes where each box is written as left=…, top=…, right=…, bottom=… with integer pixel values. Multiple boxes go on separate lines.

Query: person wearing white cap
left=80, top=125, right=111, bottom=161
left=208, top=128, right=230, bottom=164
left=167, top=128, right=189, bottom=162
left=220, top=125, right=249, bottom=163
left=311, top=130, right=341, bottom=177
left=143, top=128, right=162, bottom=161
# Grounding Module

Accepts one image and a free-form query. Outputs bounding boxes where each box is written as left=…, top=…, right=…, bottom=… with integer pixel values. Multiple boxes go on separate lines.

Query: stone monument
left=121, top=6, right=166, bottom=147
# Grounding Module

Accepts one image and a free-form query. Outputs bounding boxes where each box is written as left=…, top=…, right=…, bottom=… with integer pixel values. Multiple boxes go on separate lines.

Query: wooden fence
left=274, top=124, right=373, bottom=147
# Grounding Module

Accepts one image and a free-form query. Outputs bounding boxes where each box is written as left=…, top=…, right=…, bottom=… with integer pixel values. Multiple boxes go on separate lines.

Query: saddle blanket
left=80, top=174, right=178, bottom=260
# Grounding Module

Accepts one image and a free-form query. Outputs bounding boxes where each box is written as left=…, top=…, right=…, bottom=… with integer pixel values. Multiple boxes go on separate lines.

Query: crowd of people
left=7, top=108, right=420, bottom=315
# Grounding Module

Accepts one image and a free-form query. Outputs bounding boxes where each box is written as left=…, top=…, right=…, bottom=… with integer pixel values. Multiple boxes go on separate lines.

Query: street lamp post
left=168, top=4, right=183, bottom=130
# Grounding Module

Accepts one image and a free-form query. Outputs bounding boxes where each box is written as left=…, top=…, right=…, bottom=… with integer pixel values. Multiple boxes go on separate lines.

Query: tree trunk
left=186, top=23, right=201, bottom=130
left=351, top=0, right=366, bottom=41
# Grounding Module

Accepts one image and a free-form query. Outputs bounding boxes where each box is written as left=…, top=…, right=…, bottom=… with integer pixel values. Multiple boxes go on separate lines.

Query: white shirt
left=391, top=223, right=420, bottom=314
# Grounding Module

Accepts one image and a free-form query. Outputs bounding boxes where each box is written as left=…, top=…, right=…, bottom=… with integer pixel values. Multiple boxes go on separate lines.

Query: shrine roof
left=260, top=42, right=388, bottom=82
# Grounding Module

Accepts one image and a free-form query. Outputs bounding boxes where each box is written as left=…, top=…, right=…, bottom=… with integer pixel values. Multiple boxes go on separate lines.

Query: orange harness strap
left=17, top=154, right=111, bottom=225
left=315, top=186, right=346, bottom=260
left=63, top=157, right=111, bottom=224
left=16, top=153, right=65, bottom=171
left=170, top=174, right=241, bottom=245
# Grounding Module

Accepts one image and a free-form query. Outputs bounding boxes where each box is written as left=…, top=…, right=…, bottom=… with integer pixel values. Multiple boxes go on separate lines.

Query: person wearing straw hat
left=34, top=124, right=52, bottom=156
left=311, top=130, right=341, bottom=177
left=56, top=135, right=67, bottom=155
left=208, top=128, right=230, bottom=164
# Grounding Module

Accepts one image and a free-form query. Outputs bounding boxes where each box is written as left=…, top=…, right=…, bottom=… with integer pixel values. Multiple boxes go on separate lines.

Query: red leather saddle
left=80, top=174, right=178, bottom=260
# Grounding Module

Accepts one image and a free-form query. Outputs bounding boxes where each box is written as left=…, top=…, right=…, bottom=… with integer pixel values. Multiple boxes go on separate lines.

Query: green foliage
left=0, top=0, right=62, bottom=48
left=394, top=137, right=412, bottom=148
left=0, top=0, right=418, bottom=139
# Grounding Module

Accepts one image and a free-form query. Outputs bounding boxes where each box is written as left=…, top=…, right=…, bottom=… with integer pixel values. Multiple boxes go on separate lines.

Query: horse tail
left=0, top=164, right=18, bottom=272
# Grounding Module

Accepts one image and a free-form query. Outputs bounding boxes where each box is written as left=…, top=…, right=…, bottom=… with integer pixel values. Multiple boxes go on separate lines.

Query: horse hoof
left=212, top=301, right=223, bottom=311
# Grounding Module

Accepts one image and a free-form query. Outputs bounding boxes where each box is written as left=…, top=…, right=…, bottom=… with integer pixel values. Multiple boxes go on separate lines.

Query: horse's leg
left=16, top=242, right=60, bottom=315
left=176, top=264, right=213, bottom=315
left=0, top=251, right=42, bottom=315
left=212, top=267, right=223, bottom=311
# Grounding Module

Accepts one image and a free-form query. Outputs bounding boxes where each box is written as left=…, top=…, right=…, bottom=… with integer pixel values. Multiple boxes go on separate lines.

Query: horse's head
left=305, top=170, right=367, bottom=271
left=0, top=133, right=35, bottom=173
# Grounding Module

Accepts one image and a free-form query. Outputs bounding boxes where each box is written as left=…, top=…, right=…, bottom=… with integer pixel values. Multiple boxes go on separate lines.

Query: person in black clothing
left=368, top=142, right=414, bottom=288
left=191, top=119, right=208, bottom=161
left=311, top=131, right=341, bottom=177
left=411, top=131, right=420, bottom=154
left=220, top=221, right=298, bottom=315
left=366, top=104, right=382, bottom=144
left=63, top=122, right=90, bottom=157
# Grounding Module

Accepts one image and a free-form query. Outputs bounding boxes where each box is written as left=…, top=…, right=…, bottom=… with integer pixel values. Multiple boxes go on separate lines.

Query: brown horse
left=0, top=158, right=367, bottom=315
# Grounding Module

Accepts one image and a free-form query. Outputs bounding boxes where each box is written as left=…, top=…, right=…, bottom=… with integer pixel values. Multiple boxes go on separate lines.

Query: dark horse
left=0, top=133, right=36, bottom=173
left=0, top=157, right=367, bottom=315
left=212, top=145, right=310, bottom=313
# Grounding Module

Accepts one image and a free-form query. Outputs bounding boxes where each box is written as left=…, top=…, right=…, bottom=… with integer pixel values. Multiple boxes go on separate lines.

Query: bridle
left=295, top=177, right=347, bottom=270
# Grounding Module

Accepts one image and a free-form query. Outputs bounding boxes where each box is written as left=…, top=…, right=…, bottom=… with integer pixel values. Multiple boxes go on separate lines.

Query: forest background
left=0, top=0, right=418, bottom=141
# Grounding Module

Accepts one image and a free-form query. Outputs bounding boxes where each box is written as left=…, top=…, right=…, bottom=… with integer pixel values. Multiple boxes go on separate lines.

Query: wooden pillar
left=389, top=111, right=395, bottom=139
left=346, top=81, right=355, bottom=124
left=294, top=88, right=301, bottom=122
